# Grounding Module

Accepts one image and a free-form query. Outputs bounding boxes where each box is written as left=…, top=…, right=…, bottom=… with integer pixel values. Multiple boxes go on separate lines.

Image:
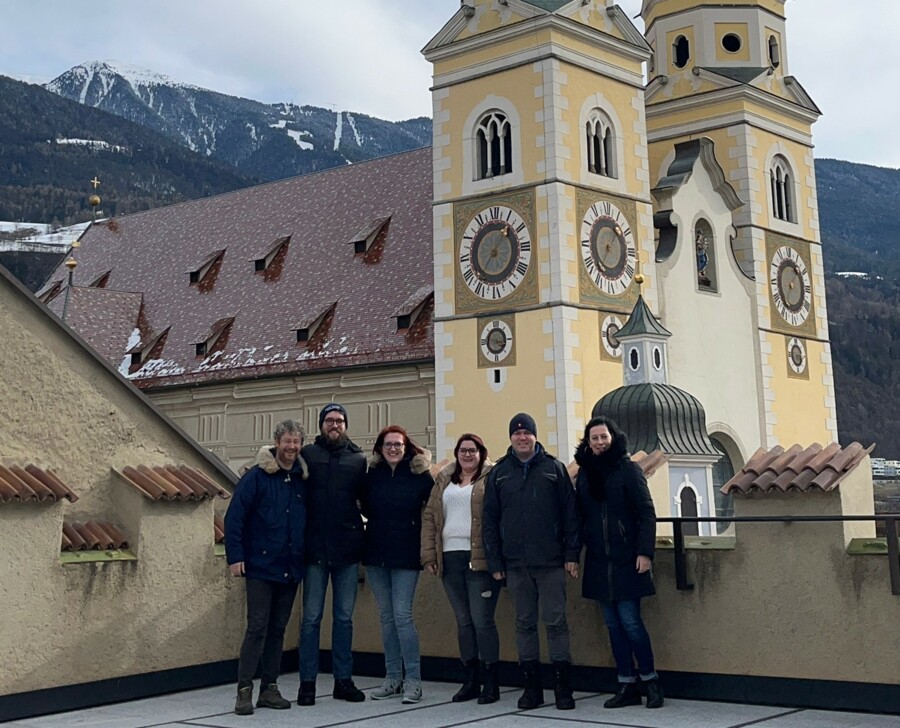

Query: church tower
left=641, top=0, right=837, bottom=450
left=424, top=0, right=655, bottom=460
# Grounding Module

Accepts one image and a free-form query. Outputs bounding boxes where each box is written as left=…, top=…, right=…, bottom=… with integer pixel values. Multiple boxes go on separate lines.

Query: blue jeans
left=602, top=599, right=657, bottom=683
left=366, top=567, right=421, bottom=680
left=299, top=563, right=359, bottom=681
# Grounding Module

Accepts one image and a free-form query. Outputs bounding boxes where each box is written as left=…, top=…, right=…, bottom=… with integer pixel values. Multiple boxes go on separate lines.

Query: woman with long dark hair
left=421, top=433, right=500, bottom=704
left=362, top=425, right=434, bottom=704
left=574, top=416, right=663, bottom=709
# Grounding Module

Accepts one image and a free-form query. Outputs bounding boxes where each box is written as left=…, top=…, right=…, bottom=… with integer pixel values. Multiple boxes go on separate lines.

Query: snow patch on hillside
left=346, top=113, right=362, bottom=146
left=54, top=138, right=126, bottom=153
left=333, top=111, right=343, bottom=151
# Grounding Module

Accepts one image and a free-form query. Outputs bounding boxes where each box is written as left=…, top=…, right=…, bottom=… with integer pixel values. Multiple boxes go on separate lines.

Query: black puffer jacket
left=575, top=435, right=656, bottom=603
left=301, top=435, right=367, bottom=567
left=361, top=450, right=434, bottom=570
left=482, top=444, right=579, bottom=573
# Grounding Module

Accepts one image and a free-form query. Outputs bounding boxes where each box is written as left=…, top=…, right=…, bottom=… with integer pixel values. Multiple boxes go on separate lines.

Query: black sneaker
left=333, top=678, right=366, bottom=702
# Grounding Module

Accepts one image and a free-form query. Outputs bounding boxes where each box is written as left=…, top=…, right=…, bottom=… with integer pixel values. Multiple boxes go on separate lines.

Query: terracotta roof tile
left=723, top=442, right=874, bottom=494
left=114, top=464, right=230, bottom=501
left=45, top=149, right=434, bottom=389
left=0, top=464, right=78, bottom=503
left=214, top=514, right=225, bottom=544
left=62, top=520, right=129, bottom=551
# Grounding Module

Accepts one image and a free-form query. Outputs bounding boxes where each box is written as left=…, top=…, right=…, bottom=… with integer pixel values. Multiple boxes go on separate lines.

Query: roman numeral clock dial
left=769, top=245, right=812, bottom=328
left=581, top=200, right=637, bottom=295
left=459, top=205, right=532, bottom=301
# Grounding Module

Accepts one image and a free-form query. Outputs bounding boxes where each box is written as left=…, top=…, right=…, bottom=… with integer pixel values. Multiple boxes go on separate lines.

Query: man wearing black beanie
left=297, top=403, right=367, bottom=706
left=483, top=413, right=580, bottom=712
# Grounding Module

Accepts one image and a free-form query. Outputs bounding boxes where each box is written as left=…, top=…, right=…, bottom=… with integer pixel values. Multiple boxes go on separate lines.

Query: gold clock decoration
left=477, top=315, right=516, bottom=368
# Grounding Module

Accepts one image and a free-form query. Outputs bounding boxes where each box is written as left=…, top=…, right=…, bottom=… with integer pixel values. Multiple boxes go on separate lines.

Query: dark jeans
left=506, top=565, right=570, bottom=663
left=237, top=578, right=299, bottom=686
left=441, top=550, right=500, bottom=663
left=299, top=563, right=359, bottom=681
left=602, top=599, right=657, bottom=683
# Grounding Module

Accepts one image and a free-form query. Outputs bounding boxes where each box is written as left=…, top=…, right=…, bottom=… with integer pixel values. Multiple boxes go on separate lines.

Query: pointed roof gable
left=616, top=295, right=672, bottom=340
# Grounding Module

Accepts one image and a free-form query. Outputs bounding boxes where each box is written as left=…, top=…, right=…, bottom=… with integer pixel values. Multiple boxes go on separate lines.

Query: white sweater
left=441, top=482, right=473, bottom=552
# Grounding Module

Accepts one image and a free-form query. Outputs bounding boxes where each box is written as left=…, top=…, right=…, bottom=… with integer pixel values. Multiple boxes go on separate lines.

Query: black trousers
left=237, top=577, right=299, bottom=686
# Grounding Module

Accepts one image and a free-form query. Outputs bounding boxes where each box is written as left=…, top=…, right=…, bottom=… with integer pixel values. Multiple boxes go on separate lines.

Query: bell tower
left=424, top=1, right=655, bottom=460
left=641, top=0, right=837, bottom=449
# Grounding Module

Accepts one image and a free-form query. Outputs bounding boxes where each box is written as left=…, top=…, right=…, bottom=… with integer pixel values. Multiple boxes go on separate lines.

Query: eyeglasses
left=382, top=442, right=405, bottom=451
left=323, top=418, right=346, bottom=426
left=458, top=448, right=479, bottom=455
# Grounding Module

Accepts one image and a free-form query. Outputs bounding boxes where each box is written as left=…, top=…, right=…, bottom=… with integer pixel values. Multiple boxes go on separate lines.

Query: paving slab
left=744, top=709, right=900, bottom=728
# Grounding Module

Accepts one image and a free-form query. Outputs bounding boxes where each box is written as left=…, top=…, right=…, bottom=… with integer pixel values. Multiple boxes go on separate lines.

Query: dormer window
left=39, top=280, right=63, bottom=303
left=251, top=235, right=290, bottom=273
left=294, top=302, right=336, bottom=345
left=393, top=285, right=434, bottom=332
left=348, top=217, right=390, bottom=255
left=90, top=270, right=111, bottom=288
left=187, top=250, right=225, bottom=288
left=475, top=111, right=512, bottom=180
left=192, top=317, right=234, bottom=359
left=127, top=328, right=169, bottom=373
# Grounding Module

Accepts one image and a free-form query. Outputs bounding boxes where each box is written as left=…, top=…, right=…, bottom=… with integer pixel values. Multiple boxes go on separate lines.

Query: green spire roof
left=521, top=0, right=571, bottom=11
left=616, top=295, right=672, bottom=340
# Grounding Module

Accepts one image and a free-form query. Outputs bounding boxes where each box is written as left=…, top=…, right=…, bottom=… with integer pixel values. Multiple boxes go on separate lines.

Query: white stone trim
left=461, top=95, right=525, bottom=196
left=434, top=322, right=456, bottom=458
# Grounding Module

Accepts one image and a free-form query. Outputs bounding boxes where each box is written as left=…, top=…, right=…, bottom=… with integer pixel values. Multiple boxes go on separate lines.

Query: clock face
left=787, top=337, right=807, bottom=375
left=601, top=314, right=623, bottom=358
left=770, top=245, right=812, bottom=327
left=459, top=205, right=532, bottom=301
left=581, top=200, right=637, bottom=296
left=479, top=319, right=514, bottom=364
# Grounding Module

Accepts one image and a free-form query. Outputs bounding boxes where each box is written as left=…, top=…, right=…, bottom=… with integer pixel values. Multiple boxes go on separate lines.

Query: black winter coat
left=224, top=446, right=308, bottom=583
left=482, top=444, right=580, bottom=573
left=361, top=451, right=434, bottom=570
left=301, top=435, right=367, bottom=567
left=575, top=436, right=656, bottom=603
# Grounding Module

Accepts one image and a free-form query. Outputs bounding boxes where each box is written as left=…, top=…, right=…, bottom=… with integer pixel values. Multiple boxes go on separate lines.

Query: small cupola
left=615, top=295, right=672, bottom=386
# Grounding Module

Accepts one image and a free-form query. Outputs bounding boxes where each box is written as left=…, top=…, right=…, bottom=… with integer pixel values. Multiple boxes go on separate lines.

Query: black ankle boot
left=333, top=678, right=366, bottom=702
left=234, top=684, right=254, bottom=715
left=645, top=679, right=664, bottom=709
left=517, top=661, right=544, bottom=710
left=552, top=661, right=575, bottom=710
left=452, top=658, right=481, bottom=702
left=296, top=680, right=316, bottom=706
left=478, top=661, right=500, bottom=704
left=604, top=682, right=642, bottom=708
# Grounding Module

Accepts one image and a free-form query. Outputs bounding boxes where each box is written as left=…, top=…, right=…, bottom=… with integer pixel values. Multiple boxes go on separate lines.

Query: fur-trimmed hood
left=242, top=446, right=309, bottom=478
left=368, top=448, right=432, bottom=475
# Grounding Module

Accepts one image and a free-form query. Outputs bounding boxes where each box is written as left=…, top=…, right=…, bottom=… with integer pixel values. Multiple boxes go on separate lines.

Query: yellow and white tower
left=424, top=0, right=655, bottom=460
left=641, top=0, right=837, bottom=451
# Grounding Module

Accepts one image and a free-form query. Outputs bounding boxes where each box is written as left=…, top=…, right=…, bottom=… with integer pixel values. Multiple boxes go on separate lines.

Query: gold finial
left=65, top=257, right=77, bottom=270
left=634, top=272, right=645, bottom=287
left=90, top=177, right=101, bottom=190
left=89, top=194, right=101, bottom=207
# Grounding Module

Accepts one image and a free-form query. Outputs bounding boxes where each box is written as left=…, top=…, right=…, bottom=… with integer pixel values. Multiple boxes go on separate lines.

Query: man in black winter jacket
left=483, top=413, right=580, bottom=712
left=296, top=404, right=367, bottom=705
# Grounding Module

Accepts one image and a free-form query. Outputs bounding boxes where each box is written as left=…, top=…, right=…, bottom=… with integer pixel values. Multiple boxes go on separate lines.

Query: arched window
left=476, top=111, right=512, bottom=180
left=673, top=35, right=690, bottom=69
left=678, top=485, right=699, bottom=536
left=770, top=155, right=795, bottom=223
left=710, top=436, right=736, bottom=535
left=585, top=109, right=617, bottom=178
left=768, top=35, right=781, bottom=68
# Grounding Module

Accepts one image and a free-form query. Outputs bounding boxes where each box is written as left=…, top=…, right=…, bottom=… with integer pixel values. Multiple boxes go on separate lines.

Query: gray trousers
left=506, top=565, right=570, bottom=663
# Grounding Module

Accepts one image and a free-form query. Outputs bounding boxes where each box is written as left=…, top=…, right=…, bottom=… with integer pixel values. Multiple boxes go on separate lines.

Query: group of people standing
left=224, top=406, right=663, bottom=716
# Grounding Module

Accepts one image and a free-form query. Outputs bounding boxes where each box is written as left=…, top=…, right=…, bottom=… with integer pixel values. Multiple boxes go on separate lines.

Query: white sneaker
left=402, top=679, right=423, bottom=704
left=370, top=677, right=403, bottom=700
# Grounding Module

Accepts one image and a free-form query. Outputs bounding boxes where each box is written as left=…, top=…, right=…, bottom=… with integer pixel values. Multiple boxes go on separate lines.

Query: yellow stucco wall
left=643, top=0, right=785, bottom=28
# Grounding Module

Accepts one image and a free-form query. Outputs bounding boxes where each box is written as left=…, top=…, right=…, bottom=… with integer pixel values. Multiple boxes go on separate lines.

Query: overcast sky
left=3, top=0, right=898, bottom=168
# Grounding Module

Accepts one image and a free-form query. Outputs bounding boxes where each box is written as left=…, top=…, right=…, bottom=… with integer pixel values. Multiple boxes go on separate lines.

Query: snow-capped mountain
left=46, top=61, right=431, bottom=182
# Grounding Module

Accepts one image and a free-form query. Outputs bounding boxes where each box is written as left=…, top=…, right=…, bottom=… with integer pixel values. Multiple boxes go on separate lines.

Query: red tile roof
left=43, top=148, right=434, bottom=389
left=114, top=464, right=231, bottom=501
left=62, top=520, right=128, bottom=551
left=0, top=464, right=78, bottom=503
left=722, top=442, right=874, bottom=494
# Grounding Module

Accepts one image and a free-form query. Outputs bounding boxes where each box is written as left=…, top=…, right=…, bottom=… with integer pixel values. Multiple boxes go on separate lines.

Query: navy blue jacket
left=361, top=450, right=434, bottom=570
left=482, top=444, right=580, bottom=573
left=224, top=446, right=308, bottom=583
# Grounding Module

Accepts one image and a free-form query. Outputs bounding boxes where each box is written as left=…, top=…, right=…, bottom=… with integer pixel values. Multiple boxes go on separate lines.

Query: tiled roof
left=114, top=465, right=231, bottom=501
left=44, top=148, right=434, bottom=389
left=566, top=450, right=671, bottom=482
left=62, top=520, right=128, bottom=551
left=0, top=464, right=79, bottom=503
left=723, top=442, right=874, bottom=495
left=214, top=514, right=225, bottom=544
left=46, top=286, right=144, bottom=364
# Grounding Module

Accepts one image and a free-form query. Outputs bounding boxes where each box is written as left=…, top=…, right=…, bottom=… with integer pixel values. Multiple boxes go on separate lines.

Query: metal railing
left=658, top=514, right=900, bottom=596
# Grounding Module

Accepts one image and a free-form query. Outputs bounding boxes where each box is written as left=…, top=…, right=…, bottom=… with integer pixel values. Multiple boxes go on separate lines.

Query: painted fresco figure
left=421, top=433, right=501, bottom=705
left=224, top=419, right=308, bottom=716
left=482, top=413, right=580, bottom=711
left=361, top=426, right=434, bottom=704
left=574, top=416, right=664, bottom=709
left=297, top=403, right=368, bottom=706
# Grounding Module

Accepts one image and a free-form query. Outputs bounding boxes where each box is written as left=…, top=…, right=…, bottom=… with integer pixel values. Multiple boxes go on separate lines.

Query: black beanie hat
left=509, top=412, right=537, bottom=438
left=319, top=403, right=348, bottom=428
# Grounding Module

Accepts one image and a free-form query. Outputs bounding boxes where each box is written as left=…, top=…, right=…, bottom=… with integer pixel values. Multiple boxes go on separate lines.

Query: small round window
left=653, top=347, right=662, bottom=370
left=629, top=348, right=640, bottom=371
left=722, top=34, right=742, bottom=54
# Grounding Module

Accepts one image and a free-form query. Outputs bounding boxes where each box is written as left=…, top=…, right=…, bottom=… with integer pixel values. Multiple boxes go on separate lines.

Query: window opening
left=722, top=33, right=742, bottom=53
left=476, top=112, right=512, bottom=179
left=673, top=35, right=690, bottom=69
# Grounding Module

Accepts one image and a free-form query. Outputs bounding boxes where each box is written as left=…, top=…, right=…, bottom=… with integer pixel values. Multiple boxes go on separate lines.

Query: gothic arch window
left=673, top=35, right=690, bottom=69
left=770, top=155, right=796, bottom=223
left=695, top=218, right=717, bottom=292
left=768, top=35, right=781, bottom=68
left=475, top=111, right=512, bottom=180
left=585, top=109, right=617, bottom=178
left=677, top=483, right=700, bottom=536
